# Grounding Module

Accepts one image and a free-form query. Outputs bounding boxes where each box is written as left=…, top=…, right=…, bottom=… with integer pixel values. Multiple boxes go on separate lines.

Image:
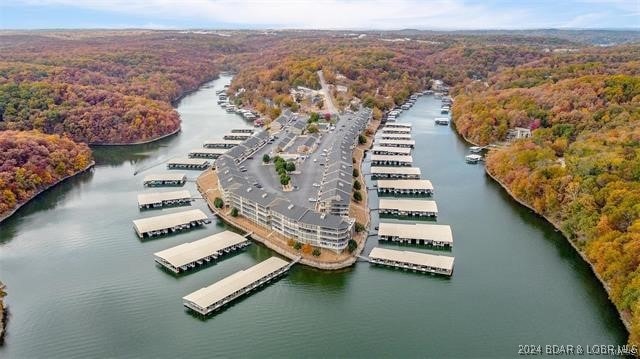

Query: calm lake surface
left=0, top=75, right=627, bottom=358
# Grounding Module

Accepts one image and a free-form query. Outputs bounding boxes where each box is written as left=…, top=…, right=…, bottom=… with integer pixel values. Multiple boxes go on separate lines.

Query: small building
left=378, top=198, right=438, bottom=217
left=143, top=173, right=187, bottom=187
left=137, top=190, right=192, bottom=209
left=370, top=166, right=421, bottom=179
left=376, top=179, right=433, bottom=195
left=132, top=209, right=209, bottom=238
left=369, top=247, right=454, bottom=276
left=507, top=127, right=532, bottom=140
left=377, top=222, right=452, bottom=247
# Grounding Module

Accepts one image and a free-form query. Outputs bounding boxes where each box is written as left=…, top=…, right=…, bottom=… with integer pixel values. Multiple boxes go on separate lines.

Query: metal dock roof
left=378, top=198, right=438, bottom=213
left=189, top=148, right=228, bottom=156
left=154, top=231, right=248, bottom=269
left=182, top=257, right=289, bottom=309
left=376, top=179, right=433, bottom=191
left=371, top=146, right=412, bottom=155
left=133, top=209, right=208, bottom=235
left=143, top=173, right=187, bottom=182
left=369, top=247, right=454, bottom=271
left=137, top=190, right=191, bottom=207
left=378, top=222, right=452, bottom=244
left=377, top=139, right=416, bottom=146
left=167, top=158, right=210, bottom=166
left=371, top=167, right=421, bottom=175
left=371, top=154, right=413, bottom=163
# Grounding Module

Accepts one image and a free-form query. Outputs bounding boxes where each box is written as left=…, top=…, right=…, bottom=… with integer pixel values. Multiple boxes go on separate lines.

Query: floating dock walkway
left=137, top=190, right=192, bottom=209
left=371, top=145, right=412, bottom=156
left=182, top=256, right=293, bottom=316
left=369, top=247, right=454, bottom=276
left=188, top=148, right=228, bottom=159
left=370, top=166, right=421, bottom=179
left=203, top=139, right=243, bottom=149
left=370, top=154, right=413, bottom=167
left=133, top=209, right=209, bottom=239
left=378, top=222, right=452, bottom=247
left=376, top=179, right=433, bottom=195
left=154, top=231, right=251, bottom=273
left=167, top=158, right=210, bottom=170
left=143, top=173, right=187, bottom=187
left=378, top=198, right=438, bottom=217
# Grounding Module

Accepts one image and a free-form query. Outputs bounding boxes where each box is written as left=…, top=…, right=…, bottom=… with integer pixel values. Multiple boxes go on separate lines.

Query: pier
left=370, top=154, right=413, bottom=167
left=182, top=257, right=292, bottom=316
left=154, top=231, right=251, bottom=273
left=369, top=247, right=454, bottom=276
left=143, top=173, right=187, bottom=187
left=377, top=222, right=452, bottom=247
left=203, top=139, right=243, bottom=148
left=371, top=145, right=412, bottom=156
left=132, top=209, right=209, bottom=238
left=376, top=179, right=433, bottom=195
left=378, top=198, right=438, bottom=217
left=166, top=158, right=210, bottom=170
left=376, top=139, right=415, bottom=148
left=137, top=190, right=192, bottom=209
left=370, top=166, right=421, bottom=179
left=188, top=148, right=228, bottom=159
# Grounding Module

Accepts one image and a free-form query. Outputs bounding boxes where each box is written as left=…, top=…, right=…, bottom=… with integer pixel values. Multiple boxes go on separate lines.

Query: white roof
left=183, top=257, right=289, bottom=308
left=381, top=127, right=411, bottom=133
left=137, top=190, right=191, bottom=206
left=379, top=134, right=412, bottom=140
left=133, top=209, right=207, bottom=234
left=379, top=198, right=438, bottom=213
left=371, top=154, right=413, bottom=163
left=376, top=179, right=433, bottom=190
left=369, top=247, right=454, bottom=271
left=378, top=222, right=452, bottom=244
left=371, top=146, right=412, bottom=155
left=203, top=139, right=244, bottom=145
left=143, top=173, right=186, bottom=182
left=167, top=158, right=210, bottom=166
left=189, top=148, right=228, bottom=155
left=223, top=132, right=252, bottom=138
left=371, top=166, right=421, bottom=175
left=154, top=231, right=248, bottom=268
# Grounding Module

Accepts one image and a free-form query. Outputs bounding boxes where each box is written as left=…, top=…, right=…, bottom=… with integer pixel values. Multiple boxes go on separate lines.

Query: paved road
left=317, top=70, right=339, bottom=115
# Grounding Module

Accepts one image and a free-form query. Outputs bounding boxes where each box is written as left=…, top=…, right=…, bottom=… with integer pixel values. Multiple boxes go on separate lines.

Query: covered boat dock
left=203, top=139, right=243, bottom=149
left=133, top=209, right=209, bottom=238
left=376, top=179, right=433, bottom=195
left=376, top=139, right=415, bottom=148
left=368, top=247, right=454, bottom=276
left=182, top=257, right=292, bottom=316
left=371, top=146, right=412, bottom=156
left=377, top=222, right=452, bottom=247
left=143, top=173, right=187, bottom=187
left=370, top=166, right=421, bottom=179
left=188, top=148, right=228, bottom=159
left=370, top=154, right=413, bottom=167
left=137, top=190, right=192, bottom=209
left=154, top=231, right=251, bottom=273
left=167, top=158, right=210, bottom=170
left=378, top=198, right=438, bottom=217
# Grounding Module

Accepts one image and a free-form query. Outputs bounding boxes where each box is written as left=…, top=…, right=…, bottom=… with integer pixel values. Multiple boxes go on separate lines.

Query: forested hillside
left=453, top=46, right=640, bottom=344
left=0, top=130, right=92, bottom=218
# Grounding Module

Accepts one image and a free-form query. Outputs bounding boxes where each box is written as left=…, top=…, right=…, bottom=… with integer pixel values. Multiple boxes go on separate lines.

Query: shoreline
left=484, top=165, right=631, bottom=334
left=0, top=161, right=95, bottom=225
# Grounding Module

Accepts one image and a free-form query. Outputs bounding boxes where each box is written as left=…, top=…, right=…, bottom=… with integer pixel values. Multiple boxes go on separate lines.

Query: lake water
left=0, top=75, right=627, bottom=358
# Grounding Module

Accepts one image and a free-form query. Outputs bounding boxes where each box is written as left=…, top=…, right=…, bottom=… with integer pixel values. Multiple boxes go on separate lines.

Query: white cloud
left=16, top=0, right=536, bottom=29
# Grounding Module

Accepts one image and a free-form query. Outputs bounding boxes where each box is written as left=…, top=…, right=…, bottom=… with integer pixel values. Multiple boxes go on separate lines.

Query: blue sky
left=1, top=0, right=638, bottom=30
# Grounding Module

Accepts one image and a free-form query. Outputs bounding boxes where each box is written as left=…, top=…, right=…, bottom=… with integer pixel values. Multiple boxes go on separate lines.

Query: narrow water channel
left=0, top=76, right=627, bottom=358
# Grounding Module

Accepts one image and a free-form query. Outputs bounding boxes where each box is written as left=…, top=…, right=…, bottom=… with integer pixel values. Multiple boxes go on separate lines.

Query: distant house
left=290, top=119, right=307, bottom=135
left=297, top=134, right=319, bottom=154
left=507, top=127, right=532, bottom=140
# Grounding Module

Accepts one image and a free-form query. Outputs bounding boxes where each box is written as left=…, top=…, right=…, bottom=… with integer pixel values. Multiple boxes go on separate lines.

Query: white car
left=313, top=158, right=317, bottom=162
left=312, top=183, right=320, bottom=187
left=308, top=197, right=317, bottom=202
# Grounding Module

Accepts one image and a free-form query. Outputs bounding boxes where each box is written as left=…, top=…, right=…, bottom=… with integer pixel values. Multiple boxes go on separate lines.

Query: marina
left=370, top=154, right=413, bottom=167
left=143, top=173, right=187, bottom=187
left=182, top=257, right=292, bottom=316
left=368, top=247, right=454, bottom=276
left=166, top=158, right=211, bottom=170
left=132, top=209, right=209, bottom=238
left=378, top=198, right=438, bottom=217
left=153, top=231, right=251, bottom=273
left=376, top=179, right=434, bottom=195
left=377, top=222, right=453, bottom=247
left=370, top=166, right=421, bottom=179
left=188, top=148, right=228, bottom=159
left=137, top=190, right=192, bottom=209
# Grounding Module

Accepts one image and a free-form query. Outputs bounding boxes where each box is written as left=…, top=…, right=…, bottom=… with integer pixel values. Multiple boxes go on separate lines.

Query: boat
left=435, top=118, right=449, bottom=125
left=465, top=154, right=482, bottom=164
left=469, top=146, right=483, bottom=153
